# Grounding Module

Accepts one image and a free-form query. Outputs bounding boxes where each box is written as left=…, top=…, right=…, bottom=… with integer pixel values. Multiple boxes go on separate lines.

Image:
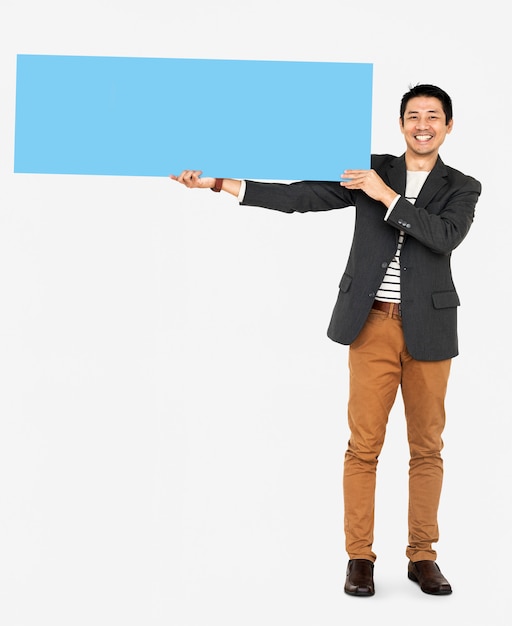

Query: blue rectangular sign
left=14, top=55, right=372, bottom=181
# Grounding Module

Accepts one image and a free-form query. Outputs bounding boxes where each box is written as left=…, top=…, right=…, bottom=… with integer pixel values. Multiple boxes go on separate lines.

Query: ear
left=399, top=116, right=404, bottom=133
left=446, top=118, right=454, bottom=134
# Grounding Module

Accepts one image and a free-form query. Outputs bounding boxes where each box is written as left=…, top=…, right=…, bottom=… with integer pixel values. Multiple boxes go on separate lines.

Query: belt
left=372, top=300, right=401, bottom=316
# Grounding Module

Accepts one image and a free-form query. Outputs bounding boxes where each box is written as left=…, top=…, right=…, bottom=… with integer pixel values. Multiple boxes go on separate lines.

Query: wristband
left=211, top=178, right=224, bottom=192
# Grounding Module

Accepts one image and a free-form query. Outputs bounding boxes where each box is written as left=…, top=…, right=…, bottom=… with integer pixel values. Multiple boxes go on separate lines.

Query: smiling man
left=171, top=84, right=481, bottom=597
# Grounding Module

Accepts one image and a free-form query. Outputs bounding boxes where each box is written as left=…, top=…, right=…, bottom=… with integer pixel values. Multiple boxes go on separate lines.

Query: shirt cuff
left=384, top=194, right=401, bottom=220
left=237, top=180, right=247, bottom=202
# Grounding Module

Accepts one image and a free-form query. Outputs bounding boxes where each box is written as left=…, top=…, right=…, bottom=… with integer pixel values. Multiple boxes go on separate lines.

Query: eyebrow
left=406, top=109, right=441, bottom=115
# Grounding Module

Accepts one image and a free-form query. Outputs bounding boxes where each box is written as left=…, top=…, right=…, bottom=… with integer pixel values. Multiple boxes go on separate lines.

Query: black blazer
left=241, top=154, right=482, bottom=361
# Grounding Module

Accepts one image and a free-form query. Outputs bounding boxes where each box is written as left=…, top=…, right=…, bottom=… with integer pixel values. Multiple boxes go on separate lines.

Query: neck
left=405, top=152, right=438, bottom=172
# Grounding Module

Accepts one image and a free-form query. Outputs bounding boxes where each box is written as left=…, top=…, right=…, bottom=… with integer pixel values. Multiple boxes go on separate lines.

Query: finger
left=189, top=170, right=203, bottom=186
left=183, top=170, right=197, bottom=186
left=176, top=170, right=190, bottom=184
left=342, top=170, right=368, bottom=178
left=174, top=170, right=196, bottom=185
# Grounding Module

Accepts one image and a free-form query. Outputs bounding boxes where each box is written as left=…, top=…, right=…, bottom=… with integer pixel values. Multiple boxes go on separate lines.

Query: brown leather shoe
left=344, top=559, right=375, bottom=596
left=408, top=560, right=452, bottom=595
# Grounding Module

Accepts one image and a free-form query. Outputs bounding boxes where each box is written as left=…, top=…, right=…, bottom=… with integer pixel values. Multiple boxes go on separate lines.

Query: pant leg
left=344, top=309, right=403, bottom=561
left=400, top=351, right=451, bottom=562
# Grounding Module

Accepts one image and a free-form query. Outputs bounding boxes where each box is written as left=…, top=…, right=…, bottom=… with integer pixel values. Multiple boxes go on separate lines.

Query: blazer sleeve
left=386, top=175, right=482, bottom=254
left=241, top=180, right=356, bottom=213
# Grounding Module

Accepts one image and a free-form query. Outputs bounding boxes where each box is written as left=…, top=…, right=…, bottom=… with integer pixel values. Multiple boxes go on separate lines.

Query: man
left=171, top=84, right=481, bottom=596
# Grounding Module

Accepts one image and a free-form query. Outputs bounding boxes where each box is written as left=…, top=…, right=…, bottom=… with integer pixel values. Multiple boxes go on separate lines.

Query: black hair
left=400, top=84, right=453, bottom=125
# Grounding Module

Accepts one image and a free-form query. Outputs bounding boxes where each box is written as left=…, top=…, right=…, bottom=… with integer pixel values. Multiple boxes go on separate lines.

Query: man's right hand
left=169, top=171, right=242, bottom=197
left=169, top=170, right=215, bottom=189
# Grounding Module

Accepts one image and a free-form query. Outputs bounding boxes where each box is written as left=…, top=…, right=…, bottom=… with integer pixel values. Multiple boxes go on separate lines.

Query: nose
left=415, top=117, right=430, bottom=129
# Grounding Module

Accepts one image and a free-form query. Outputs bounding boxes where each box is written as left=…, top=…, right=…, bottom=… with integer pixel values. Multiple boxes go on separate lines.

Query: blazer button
left=381, top=262, right=388, bottom=268
left=369, top=292, right=375, bottom=298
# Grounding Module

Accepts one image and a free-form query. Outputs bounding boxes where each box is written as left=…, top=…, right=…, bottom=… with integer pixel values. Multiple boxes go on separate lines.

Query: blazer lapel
left=415, top=157, right=449, bottom=210
left=383, top=154, right=407, bottom=195
left=381, top=156, right=407, bottom=248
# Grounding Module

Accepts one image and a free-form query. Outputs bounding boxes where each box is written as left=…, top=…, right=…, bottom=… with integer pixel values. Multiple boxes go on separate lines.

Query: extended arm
left=170, top=168, right=399, bottom=208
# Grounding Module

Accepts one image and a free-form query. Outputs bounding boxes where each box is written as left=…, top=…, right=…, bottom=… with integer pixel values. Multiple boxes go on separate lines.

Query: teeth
left=415, top=135, right=432, bottom=141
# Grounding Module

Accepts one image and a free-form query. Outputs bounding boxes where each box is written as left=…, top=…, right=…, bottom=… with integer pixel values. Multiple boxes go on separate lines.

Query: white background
left=0, top=1, right=509, bottom=624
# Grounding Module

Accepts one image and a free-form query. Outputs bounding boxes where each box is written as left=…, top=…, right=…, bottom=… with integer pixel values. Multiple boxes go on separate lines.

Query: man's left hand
left=340, top=169, right=398, bottom=208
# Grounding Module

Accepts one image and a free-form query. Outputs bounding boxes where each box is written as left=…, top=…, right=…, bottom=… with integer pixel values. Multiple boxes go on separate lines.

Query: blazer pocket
left=339, top=273, right=353, bottom=293
left=432, top=290, right=460, bottom=309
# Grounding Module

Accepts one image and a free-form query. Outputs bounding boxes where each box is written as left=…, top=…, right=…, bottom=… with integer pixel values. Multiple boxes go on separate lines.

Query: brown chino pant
left=344, top=307, right=451, bottom=563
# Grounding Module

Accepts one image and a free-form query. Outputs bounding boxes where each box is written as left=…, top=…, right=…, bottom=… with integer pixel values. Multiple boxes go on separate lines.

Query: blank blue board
left=14, top=55, right=373, bottom=181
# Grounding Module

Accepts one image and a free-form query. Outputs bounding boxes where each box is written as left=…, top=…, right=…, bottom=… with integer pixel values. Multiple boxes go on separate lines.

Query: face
left=399, top=96, right=453, bottom=159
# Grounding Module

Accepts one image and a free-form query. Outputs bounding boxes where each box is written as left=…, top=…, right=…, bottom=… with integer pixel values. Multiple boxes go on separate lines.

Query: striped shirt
left=375, top=170, right=430, bottom=303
